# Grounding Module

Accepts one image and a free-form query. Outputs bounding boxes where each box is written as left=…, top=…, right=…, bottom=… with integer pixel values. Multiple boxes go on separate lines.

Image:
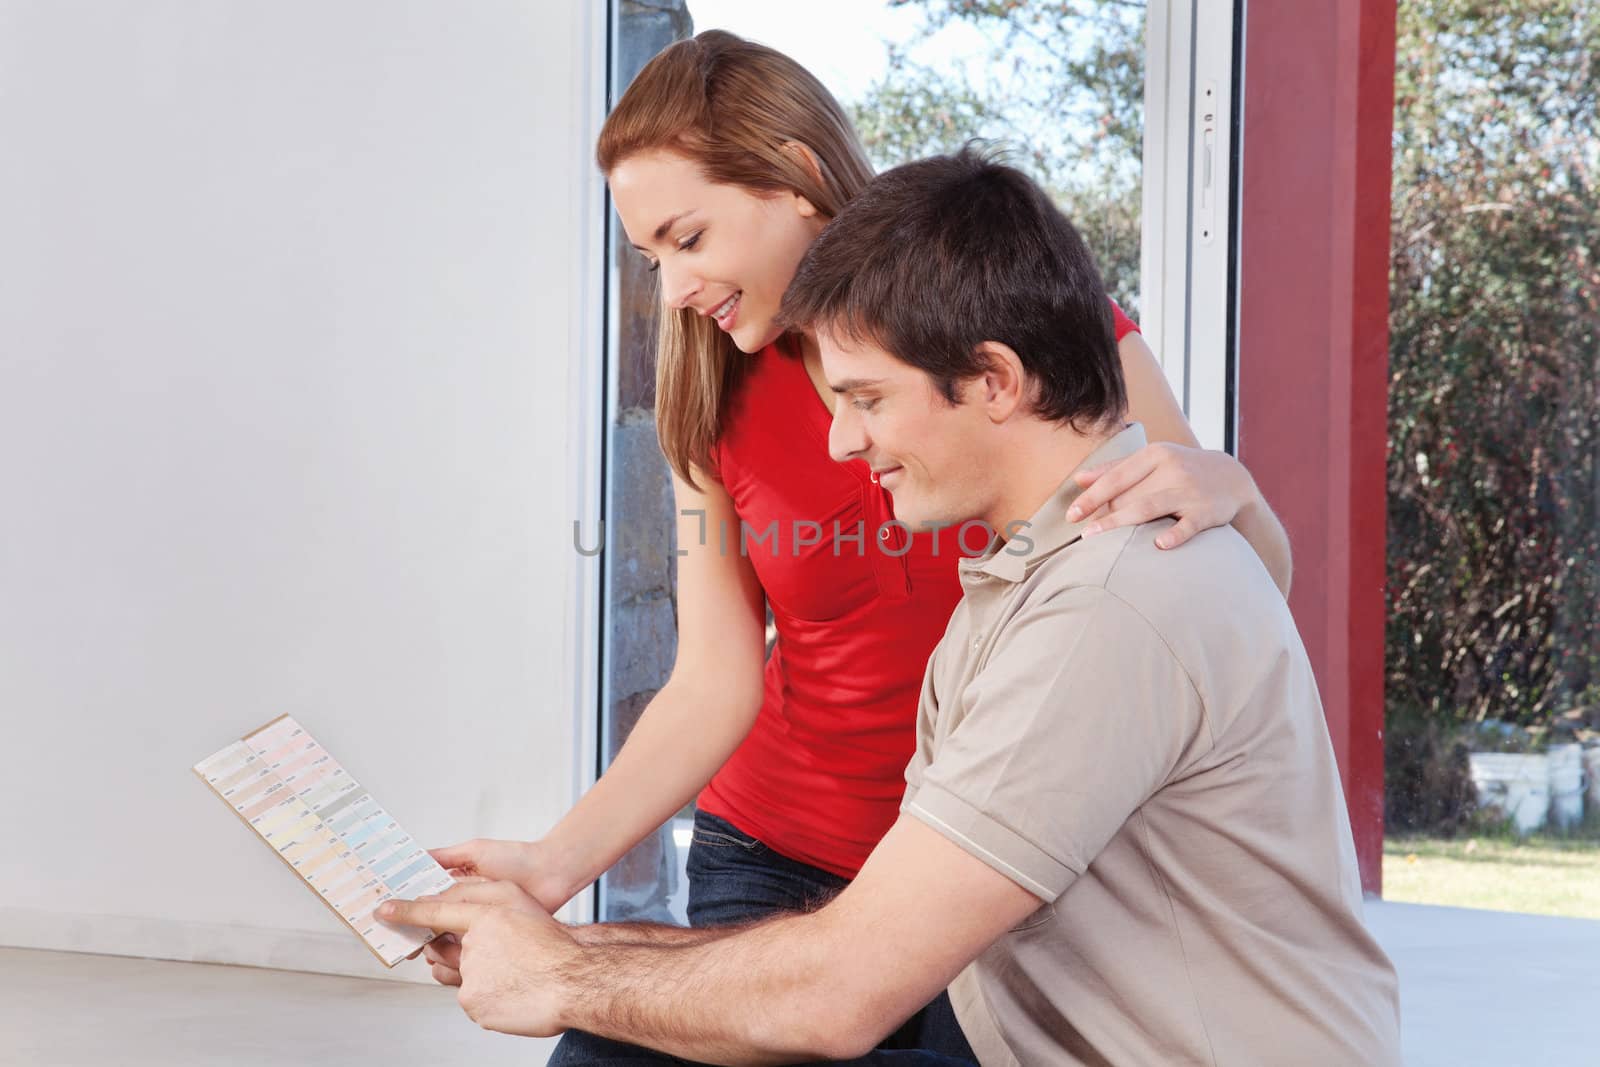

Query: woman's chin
left=730, top=322, right=781, bottom=355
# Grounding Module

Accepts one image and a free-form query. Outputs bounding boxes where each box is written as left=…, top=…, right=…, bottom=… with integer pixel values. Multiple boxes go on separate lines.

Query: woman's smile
left=710, top=291, right=741, bottom=331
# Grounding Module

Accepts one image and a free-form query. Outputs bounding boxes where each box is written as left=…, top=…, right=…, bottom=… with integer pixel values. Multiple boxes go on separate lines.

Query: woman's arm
left=1084, top=330, right=1294, bottom=597
left=1116, top=330, right=1200, bottom=449
left=532, top=469, right=769, bottom=904
left=428, top=469, right=769, bottom=917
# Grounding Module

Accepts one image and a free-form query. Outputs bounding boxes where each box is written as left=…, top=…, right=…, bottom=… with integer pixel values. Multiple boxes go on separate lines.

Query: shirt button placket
left=866, top=480, right=912, bottom=599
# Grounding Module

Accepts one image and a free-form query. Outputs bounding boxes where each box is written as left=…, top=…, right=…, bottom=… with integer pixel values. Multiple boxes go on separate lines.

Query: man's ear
left=782, top=141, right=825, bottom=218
left=972, top=341, right=1028, bottom=423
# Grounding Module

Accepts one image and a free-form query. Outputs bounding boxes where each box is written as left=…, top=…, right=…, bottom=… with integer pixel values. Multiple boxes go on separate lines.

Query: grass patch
left=1384, top=818, right=1600, bottom=920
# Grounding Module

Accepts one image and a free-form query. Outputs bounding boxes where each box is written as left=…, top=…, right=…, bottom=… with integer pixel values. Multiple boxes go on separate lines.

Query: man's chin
left=889, top=499, right=947, bottom=531
left=892, top=499, right=992, bottom=538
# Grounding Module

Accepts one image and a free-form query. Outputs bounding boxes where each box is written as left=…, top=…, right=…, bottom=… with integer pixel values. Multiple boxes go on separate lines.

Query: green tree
left=1386, top=0, right=1600, bottom=736
left=849, top=0, right=1147, bottom=315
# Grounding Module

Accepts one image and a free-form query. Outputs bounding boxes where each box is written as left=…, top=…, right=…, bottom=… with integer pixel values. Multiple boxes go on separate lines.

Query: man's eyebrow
left=629, top=212, right=692, bottom=251
left=829, top=377, right=885, bottom=393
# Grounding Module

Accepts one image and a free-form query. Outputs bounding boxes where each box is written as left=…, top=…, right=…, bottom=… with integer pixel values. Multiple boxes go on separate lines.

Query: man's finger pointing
left=378, top=897, right=481, bottom=934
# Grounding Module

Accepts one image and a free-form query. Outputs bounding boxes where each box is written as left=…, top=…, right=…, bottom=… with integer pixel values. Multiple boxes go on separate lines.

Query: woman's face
left=609, top=149, right=827, bottom=353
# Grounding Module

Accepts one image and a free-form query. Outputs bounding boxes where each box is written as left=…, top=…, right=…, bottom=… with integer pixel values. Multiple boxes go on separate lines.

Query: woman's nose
left=659, top=260, right=702, bottom=311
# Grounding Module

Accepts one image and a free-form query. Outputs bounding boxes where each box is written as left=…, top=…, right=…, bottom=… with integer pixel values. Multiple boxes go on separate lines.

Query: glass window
left=597, top=0, right=1158, bottom=921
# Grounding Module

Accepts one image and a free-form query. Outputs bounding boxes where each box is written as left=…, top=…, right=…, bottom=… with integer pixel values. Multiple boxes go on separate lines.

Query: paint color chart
left=193, top=715, right=456, bottom=967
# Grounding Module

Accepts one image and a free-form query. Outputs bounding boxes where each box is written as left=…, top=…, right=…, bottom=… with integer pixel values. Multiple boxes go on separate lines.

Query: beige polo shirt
left=903, top=425, right=1401, bottom=1066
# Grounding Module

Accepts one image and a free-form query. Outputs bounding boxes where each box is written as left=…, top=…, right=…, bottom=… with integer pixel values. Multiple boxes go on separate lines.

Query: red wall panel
left=1237, top=0, right=1397, bottom=894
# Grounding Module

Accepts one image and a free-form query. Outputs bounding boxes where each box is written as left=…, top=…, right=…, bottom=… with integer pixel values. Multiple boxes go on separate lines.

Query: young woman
left=425, top=30, right=1292, bottom=1062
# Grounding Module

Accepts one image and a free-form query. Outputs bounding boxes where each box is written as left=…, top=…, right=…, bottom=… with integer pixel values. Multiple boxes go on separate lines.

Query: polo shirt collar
left=959, top=423, right=1150, bottom=584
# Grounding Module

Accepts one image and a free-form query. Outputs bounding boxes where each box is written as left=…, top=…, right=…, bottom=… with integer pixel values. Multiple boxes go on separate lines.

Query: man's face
left=820, top=330, right=999, bottom=530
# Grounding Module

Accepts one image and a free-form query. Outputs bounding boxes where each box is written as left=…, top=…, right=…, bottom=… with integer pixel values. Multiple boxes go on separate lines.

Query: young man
left=380, top=149, right=1402, bottom=1066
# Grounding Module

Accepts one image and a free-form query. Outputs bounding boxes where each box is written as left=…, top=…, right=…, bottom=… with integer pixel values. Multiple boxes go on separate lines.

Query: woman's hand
left=427, top=838, right=569, bottom=913
left=1067, top=442, right=1263, bottom=550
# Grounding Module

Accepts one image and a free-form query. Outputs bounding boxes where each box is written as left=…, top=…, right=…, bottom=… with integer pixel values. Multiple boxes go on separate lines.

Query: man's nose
left=828, top=403, right=868, bottom=465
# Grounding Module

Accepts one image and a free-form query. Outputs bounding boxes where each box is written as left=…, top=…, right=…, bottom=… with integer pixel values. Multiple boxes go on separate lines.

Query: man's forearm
left=553, top=912, right=854, bottom=1065
left=568, top=920, right=746, bottom=949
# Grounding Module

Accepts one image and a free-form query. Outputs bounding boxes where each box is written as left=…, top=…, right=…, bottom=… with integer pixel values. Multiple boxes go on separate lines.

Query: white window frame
left=1141, top=0, right=1242, bottom=453
left=567, top=0, right=611, bottom=927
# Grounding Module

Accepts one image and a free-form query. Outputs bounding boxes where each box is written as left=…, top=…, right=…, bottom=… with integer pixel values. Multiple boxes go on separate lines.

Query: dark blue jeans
left=546, top=810, right=977, bottom=1067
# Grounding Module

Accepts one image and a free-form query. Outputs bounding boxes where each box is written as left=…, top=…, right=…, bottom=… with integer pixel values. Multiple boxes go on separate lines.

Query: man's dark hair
left=778, top=146, right=1126, bottom=429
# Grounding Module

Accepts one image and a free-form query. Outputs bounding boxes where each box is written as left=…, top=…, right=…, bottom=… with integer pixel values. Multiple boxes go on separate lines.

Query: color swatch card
left=193, top=715, right=456, bottom=967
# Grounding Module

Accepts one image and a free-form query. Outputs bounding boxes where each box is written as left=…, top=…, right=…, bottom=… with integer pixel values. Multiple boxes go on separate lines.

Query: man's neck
left=981, top=422, right=1117, bottom=539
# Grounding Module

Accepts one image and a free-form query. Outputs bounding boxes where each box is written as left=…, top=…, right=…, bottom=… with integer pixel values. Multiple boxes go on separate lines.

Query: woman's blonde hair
left=597, top=30, right=874, bottom=485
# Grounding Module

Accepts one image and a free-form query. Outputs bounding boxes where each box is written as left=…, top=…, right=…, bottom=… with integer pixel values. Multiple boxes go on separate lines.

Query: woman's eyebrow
left=654, top=212, right=690, bottom=240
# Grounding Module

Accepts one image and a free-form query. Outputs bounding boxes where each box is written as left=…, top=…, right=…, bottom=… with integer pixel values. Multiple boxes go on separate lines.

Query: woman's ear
left=782, top=141, right=825, bottom=218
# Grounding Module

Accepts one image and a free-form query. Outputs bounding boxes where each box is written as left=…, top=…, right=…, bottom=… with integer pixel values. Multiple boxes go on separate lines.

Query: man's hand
left=380, top=885, right=577, bottom=1038
left=393, top=817, right=1041, bottom=1063
left=419, top=878, right=545, bottom=987
left=419, top=838, right=572, bottom=989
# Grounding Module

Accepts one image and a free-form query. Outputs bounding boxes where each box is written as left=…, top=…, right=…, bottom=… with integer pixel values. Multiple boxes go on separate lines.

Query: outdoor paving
left=1364, top=900, right=1600, bottom=1066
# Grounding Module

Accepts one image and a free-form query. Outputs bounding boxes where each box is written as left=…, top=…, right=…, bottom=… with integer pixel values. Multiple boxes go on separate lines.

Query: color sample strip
left=193, top=715, right=457, bottom=967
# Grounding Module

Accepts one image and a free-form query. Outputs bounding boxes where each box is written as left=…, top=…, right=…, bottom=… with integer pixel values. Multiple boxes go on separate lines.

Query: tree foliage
left=1387, top=0, right=1600, bottom=730
left=849, top=0, right=1146, bottom=315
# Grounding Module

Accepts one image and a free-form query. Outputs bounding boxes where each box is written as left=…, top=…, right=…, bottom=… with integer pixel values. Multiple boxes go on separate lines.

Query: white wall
left=0, top=1, right=605, bottom=979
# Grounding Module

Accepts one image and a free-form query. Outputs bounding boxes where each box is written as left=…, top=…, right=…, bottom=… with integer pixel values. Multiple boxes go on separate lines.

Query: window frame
left=1140, top=0, right=1244, bottom=453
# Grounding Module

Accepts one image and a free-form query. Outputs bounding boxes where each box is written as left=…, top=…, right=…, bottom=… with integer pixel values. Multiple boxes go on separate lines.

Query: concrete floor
left=0, top=947, right=557, bottom=1067
left=1363, top=900, right=1600, bottom=1067
left=5, top=902, right=1599, bottom=1066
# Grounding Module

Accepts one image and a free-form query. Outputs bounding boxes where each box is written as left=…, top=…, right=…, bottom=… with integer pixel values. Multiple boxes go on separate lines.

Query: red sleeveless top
left=698, top=304, right=1142, bottom=877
